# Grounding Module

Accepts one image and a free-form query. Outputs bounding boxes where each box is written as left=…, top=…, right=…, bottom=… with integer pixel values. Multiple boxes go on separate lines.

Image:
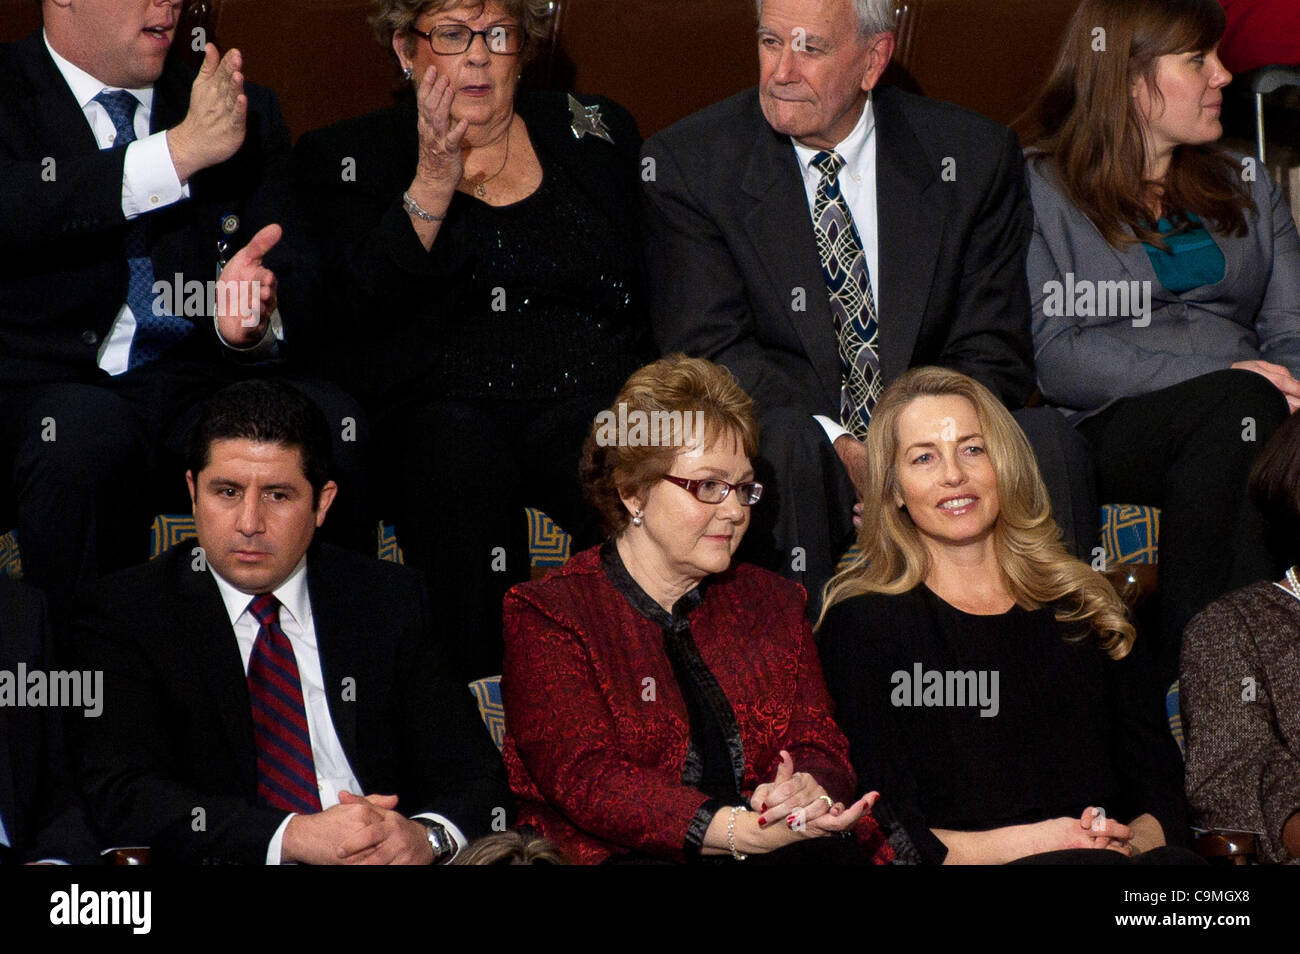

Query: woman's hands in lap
left=749, top=750, right=878, bottom=837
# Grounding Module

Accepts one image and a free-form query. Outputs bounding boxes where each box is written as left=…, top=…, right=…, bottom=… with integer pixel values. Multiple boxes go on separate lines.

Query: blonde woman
left=817, top=367, right=1193, bottom=864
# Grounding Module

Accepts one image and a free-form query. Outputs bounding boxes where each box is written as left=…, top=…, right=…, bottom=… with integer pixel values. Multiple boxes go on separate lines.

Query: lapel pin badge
left=568, top=94, right=614, bottom=144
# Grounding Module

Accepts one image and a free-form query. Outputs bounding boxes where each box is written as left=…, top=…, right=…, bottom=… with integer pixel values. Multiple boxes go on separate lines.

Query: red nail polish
left=758, top=816, right=766, bottom=827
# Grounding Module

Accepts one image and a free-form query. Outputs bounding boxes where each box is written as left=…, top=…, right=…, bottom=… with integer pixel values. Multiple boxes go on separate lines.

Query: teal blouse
left=1141, top=214, right=1227, bottom=294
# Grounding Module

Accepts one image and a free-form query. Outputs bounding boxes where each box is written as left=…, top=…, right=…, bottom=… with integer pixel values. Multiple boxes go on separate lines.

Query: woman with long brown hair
left=1025, top=0, right=1300, bottom=686
left=818, top=367, right=1191, bottom=864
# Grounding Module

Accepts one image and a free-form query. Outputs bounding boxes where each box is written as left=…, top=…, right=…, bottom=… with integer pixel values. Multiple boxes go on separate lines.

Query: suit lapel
left=522, top=93, right=630, bottom=235
left=740, top=109, right=842, bottom=401
left=12, top=33, right=101, bottom=158
left=172, top=547, right=261, bottom=792
left=149, top=56, right=191, bottom=135
left=304, top=549, right=360, bottom=774
left=873, top=86, right=942, bottom=383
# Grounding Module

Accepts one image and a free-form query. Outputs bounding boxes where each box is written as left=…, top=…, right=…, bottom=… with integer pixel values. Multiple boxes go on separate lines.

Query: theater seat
left=469, top=676, right=505, bottom=750
left=207, top=0, right=403, bottom=140
left=0, top=0, right=39, bottom=43
left=536, top=0, right=759, bottom=138
left=886, top=0, right=1079, bottom=141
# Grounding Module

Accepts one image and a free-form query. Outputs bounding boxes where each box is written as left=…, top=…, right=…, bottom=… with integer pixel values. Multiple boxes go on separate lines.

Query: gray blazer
left=1026, top=155, right=1300, bottom=421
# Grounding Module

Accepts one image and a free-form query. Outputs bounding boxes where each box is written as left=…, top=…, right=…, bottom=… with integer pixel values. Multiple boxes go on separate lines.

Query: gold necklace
left=466, top=122, right=512, bottom=198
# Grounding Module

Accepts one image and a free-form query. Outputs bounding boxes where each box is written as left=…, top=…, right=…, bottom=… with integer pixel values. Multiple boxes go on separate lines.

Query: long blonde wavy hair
left=816, top=367, right=1134, bottom=658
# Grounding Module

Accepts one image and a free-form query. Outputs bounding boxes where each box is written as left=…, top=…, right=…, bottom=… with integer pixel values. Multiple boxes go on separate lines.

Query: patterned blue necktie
left=811, top=150, right=880, bottom=441
left=94, top=89, right=193, bottom=370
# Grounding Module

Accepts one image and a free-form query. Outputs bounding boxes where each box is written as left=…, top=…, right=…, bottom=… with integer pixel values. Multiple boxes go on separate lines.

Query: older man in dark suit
left=68, top=380, right=511, bottom=864
left=0, top=0, right=365, bottom=612
left=643, top=0, right=1094, bottom=615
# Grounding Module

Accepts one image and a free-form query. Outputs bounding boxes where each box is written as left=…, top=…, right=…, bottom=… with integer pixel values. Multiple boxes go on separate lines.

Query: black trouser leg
left=1078, top=369, right=1288, bottom=686
left=1012, top=406, right=1099, bottom=559
left=737, top=406, right=857, bottom=623
left=0, top=383, right=153, bottom=616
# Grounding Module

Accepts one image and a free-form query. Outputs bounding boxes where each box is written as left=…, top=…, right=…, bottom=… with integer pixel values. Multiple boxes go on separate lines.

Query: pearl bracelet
left=728, top=805, right=749, bottom=861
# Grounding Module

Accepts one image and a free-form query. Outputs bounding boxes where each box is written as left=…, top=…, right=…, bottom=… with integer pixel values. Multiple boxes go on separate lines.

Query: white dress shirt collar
left=43, top=29, right=155, bottom=114
left=210, top=557, right=313, bottom=631
left=791, top=93, right=874, bottom=175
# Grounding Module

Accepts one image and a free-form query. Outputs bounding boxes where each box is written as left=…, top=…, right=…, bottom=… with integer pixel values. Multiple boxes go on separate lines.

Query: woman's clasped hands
left=748, top=750, right=876, bottom=841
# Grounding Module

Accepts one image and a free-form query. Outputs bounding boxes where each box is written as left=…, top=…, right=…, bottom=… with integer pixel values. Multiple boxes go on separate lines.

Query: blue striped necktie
left=811, top=149, right=881, bottom=440
left=93, top=89, right=194, bottom=370
left=247, top=594, right=323, bottom=814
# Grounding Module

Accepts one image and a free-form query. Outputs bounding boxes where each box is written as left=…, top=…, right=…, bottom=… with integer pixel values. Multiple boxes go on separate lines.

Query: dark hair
left=1025, top=0, right=1251, bottom=250
left=185, top=380, right=333, bottom=507
left=1250, top=413, right=1300, bottom=565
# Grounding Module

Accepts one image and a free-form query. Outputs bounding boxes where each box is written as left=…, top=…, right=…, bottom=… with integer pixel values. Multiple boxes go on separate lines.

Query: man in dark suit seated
left=0, top=581, right=100, bottom=865
left=68, top=380, right=511, bottom=864
left=642, top=0, right=1095, bottom=616
left=0, top=1, right=367, bottom=613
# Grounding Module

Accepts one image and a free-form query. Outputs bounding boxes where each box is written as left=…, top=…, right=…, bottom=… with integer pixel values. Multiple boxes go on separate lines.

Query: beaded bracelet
left=728, top=805, right=750, bottom=861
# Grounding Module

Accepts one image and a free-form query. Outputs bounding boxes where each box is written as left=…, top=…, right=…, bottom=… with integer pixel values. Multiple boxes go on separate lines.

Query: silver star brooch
left=568, top=94, right=614, bottom=144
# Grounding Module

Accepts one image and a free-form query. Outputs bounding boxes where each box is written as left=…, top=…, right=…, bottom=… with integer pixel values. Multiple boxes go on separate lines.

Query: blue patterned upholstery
left=527, top=509, right=571, bottom=567
left=0, top=530, right=22, bottom=580
left=1166, top=679, right=1184, bottom=757
left=151, top=514, right=196, bottom=558
left=469, top=675, right=505, bottom=750
left=1099, top=504, right=1160, bottom=567
left=378, top=523, right=403, bottom=564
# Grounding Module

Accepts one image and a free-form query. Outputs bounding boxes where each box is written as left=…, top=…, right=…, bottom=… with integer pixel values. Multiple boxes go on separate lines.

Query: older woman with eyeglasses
left=292, top=0, right=651, bottom=682
left=500, top=355, right=893, bottom=865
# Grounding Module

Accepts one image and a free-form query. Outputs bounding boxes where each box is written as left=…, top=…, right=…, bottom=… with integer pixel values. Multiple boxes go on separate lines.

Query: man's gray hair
left=754, top=0, right=897, bottom=38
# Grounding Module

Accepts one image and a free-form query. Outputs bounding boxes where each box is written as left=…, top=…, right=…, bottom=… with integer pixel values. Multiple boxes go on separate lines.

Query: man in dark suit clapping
left=68, top=380, right=511, bottom=864
left=0, top=1, right=365, bottom=613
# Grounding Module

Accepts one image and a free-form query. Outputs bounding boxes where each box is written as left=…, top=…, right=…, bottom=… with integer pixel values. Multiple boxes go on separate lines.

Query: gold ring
left=818, top=795, right=834, bottom=809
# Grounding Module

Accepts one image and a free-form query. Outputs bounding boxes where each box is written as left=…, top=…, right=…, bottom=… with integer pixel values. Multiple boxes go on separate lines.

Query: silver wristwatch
left=415, top=818, right=456, bottom=864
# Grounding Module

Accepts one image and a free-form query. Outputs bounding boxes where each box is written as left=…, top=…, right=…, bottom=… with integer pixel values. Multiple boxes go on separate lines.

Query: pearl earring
left=632, top=510, right=644, bottom=527
left=402, top=66, right=414, bottom=81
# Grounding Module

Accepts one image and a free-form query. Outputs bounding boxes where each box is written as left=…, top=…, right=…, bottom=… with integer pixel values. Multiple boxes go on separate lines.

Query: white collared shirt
left=43, top=31, right=278, bottom=370
left=44, top=30, right=189, bottom=376
left=789, top=96, right=880, bottom=445
left=209, top=560, right=466, bottom=864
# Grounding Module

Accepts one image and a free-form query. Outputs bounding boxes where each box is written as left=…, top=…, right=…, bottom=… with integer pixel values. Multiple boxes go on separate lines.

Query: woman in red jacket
left=500, top=355, right=892, bottom=864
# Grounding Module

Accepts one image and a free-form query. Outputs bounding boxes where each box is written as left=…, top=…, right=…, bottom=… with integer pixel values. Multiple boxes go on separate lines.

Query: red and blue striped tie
left=247, top=594, right=322, bottom=813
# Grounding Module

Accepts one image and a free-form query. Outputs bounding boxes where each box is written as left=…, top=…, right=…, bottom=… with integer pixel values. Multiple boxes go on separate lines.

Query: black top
left=291, top=90, right=651, bottom=418
left=437, top=150, right=643, bottom=400
left=599, top=541, right=740, bottom=855
left=818, top=585, right=1187, bottom=863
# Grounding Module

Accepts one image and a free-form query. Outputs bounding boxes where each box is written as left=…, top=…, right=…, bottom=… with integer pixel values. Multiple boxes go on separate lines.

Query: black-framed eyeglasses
left=661, top=474, right=764, bottom=506
left=410, top=24, right=525, bottom=56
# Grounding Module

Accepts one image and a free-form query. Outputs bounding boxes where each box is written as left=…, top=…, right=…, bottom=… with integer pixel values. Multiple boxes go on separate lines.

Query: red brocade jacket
left=501, top=545, right=893, bottom=865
